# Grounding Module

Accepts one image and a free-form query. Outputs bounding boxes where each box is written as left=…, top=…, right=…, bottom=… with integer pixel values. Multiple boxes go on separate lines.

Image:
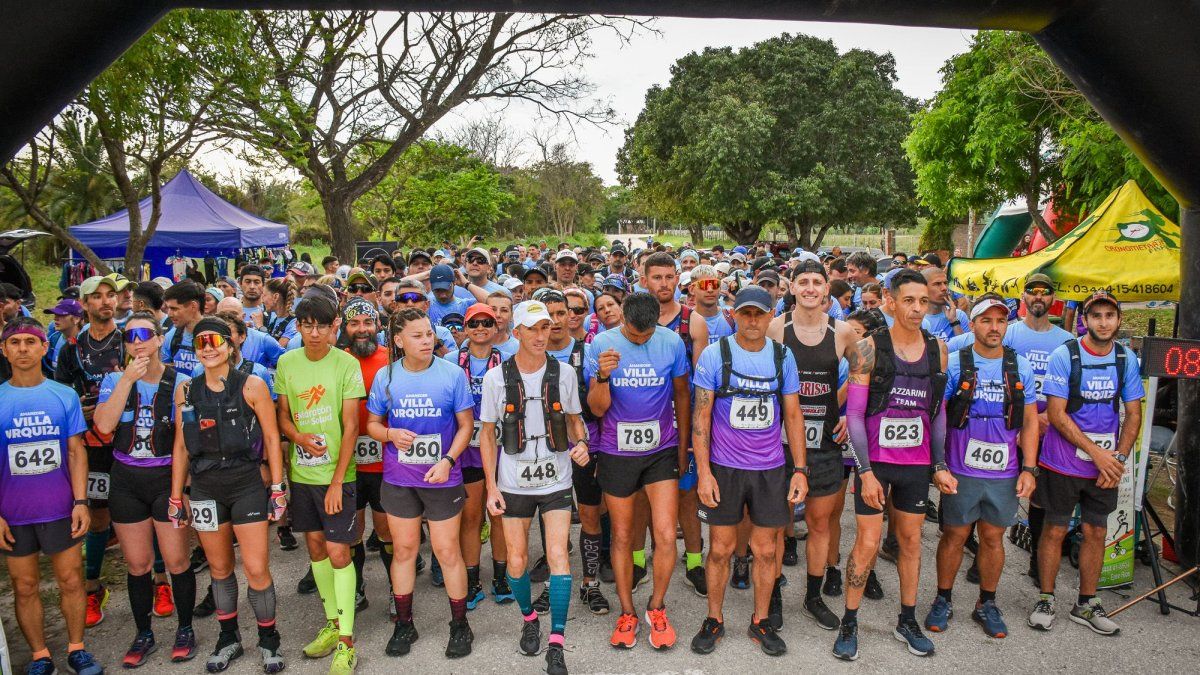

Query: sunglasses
left=758, top=281, right=777, bottom=289
left=694, top=278, right=719, bottom=291
left=568, top=306, right=588, bottom=315
left=123, top=327, right=156, bottom=343
left=397, top=292, right=425, bottom=304
left=466, top=318, right=496, bottom=329
left=444, top=323, right=464, bottom=332
left=467, top=256, right=489, bottom=265
left=1024, top=287, right=1054, bottom=297
left=348, top=284, right=374, bottom=294
left=194, top=334, right=228, bottom=351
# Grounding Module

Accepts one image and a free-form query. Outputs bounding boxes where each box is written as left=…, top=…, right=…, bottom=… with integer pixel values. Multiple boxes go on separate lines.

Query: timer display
left=1140, top=337, right=1200, bottom=379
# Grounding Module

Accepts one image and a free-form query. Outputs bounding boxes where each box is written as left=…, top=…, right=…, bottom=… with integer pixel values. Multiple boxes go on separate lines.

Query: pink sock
left=549, top=634, right=565, bottom=646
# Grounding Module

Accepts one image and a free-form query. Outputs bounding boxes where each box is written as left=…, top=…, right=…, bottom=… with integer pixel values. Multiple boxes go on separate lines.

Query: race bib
left=804, top=420, right=824, bottom=448
left=399, top=434, right=442, bottom=465
left=617, top=421, right=660, bottom=453
left=879, top=417, right=923, bottom=449
left=964, top=438, right=1010, bottom=472
left=730, top=397, right=773, bottom=430
left=354, top=435, right=382, bottom=465
left=87, top=471, right=109, bottom=500
left=842, top=442, right=856, bottom=461
left=189, top=499, right=219, bottom=532
left=8, top=440, right=62, bottom=476
left=515, top=457, right=559, bottom=490
left=1075, top=432, right=1116, bottom=462
left=295, top=434, right=332, bottom=467
left=469, top=420, right=500, bottom=449
left=1034, top=374, right=1046, bottom=401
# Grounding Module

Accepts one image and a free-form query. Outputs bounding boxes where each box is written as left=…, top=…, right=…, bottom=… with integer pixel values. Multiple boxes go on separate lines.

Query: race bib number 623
left=879, top=417, right=923, bottom=449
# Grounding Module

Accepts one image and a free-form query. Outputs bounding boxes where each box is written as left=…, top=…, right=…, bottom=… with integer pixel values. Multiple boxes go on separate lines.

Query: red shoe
left=610, top=612, right=640, bottom=649
left=645, top=606, right=677, bottom=649
left=153, top=582, right=175, bottom=617
left=86, top=586, right=109, bottom=628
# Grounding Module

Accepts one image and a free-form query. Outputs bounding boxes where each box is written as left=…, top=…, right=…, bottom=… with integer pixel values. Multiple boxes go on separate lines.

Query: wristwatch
left=932, top=462, right=950, bottom=474
left=1115, top=453, right=1129, bottom=464
left=793, top=466, right=810, bottom=477
left=1021, top=465, right=1040, bottom=477
left=595, top=374, right=611, bottom=384
left=270, top=482, right=288, bottom=493
left=73, top=498, right=89, bottom=507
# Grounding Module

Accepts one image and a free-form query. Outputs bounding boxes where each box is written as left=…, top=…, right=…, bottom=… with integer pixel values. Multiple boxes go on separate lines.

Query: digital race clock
left=1140, top=336, right=1200, bottom=379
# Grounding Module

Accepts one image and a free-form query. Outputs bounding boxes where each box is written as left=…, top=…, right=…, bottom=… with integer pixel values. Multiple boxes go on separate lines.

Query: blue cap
left=602, top=274, right=629, bottom=292
left=430, top=264, right=455, bottom=291
left=733, top=285, right=774, bottom=313
left=732, top=245, right=749, bottom=255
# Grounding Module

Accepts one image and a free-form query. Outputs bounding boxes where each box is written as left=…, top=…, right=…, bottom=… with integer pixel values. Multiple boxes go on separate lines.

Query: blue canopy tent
left=69, top=170, right=290, bottom=280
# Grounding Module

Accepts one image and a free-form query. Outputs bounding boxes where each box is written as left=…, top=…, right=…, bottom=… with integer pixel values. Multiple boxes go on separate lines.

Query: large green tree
left=194, top=11, right=645, bottom=261
left=619, top=34, right=916, bottom=247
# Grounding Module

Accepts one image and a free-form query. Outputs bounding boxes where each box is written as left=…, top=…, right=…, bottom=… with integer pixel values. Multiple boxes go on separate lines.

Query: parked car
left=0, top=229, right=52, bottom=310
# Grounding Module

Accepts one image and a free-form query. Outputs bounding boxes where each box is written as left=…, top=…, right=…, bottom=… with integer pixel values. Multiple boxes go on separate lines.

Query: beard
left=1086, top=326, right=1114, bottom=346
left=349, top=335, right=377, bottom=358
left=1027, top=300, right=1048, bottom=318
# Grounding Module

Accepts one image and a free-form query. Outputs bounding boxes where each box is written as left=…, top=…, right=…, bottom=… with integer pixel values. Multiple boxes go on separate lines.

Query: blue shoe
left=465, top=584, right=486, bottom=610
left=431, top=555, right=444, bottom=588
left=833, top=620, right=859, bottom=661
left=924, top=596, right=953, bottom=633
left=894, top=616, right=935, bottom=656
left=67, top=648, right=104, bottom=675
left=25, top=658, right=56, bottom=675
left=972, top=600, right=1009, bottom=638
left=492, top=576, right=515, bottom=604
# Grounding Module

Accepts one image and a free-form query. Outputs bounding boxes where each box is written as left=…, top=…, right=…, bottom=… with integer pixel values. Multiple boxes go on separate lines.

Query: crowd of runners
left=0, top=239, right=1144, bottom=674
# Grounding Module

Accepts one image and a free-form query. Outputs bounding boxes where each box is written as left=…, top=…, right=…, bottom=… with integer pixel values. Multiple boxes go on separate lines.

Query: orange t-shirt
left=350, top=346, right=390, bottom=473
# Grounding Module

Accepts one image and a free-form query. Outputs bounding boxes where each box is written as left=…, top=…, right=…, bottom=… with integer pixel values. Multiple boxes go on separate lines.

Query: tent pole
left=1176, top=204, right=1200, bottom=569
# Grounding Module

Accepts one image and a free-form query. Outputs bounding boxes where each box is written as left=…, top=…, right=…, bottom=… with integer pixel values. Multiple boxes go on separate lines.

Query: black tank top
left=783, top=314, right=840, bottom=454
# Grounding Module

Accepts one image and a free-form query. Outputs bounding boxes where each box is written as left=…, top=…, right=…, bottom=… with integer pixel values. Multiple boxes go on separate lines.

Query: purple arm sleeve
left=846, top=383, right=872, bottom=473
left=930, top=406, right=947, bottom=466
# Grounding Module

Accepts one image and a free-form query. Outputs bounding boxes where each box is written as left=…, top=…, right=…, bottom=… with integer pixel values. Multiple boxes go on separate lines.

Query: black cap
left=1081, top=289, right=1121, bottom=314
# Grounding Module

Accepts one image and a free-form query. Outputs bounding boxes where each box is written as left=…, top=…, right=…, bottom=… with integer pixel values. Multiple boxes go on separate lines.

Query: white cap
left=791, top=250, right=821, bottom=265
left=555, top=249, right=578, bottom=262
left=714, top=262, right=731, bottom=275
left=513, top=300, right=553, bottom=328
left=151, top=276, right=173, bottom=289
left=970, top=298, right=1009, bottom=321
left=680, top=271, right=693, bottom=287
left=503, top=277, right=524, bottom=291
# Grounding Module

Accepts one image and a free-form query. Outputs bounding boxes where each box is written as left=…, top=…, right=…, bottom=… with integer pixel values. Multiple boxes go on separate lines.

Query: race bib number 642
left=8, top=440, right=62, bottom=476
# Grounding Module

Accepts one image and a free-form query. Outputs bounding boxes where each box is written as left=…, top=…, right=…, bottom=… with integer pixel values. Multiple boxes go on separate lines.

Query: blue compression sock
left=549, top=574, right=571, bottom=636
left=508, top=571, right=533, bottom=617
left=84, top=529, right=110, bottom=581
left=152, top=534, right=166, bottom=575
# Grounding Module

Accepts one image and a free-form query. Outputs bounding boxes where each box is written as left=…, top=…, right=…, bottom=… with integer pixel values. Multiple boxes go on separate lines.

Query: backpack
left=866, top=327, right=947, bottom=417
left=945, top=346, right=1025, bottom=430
left=713, top=336, right=788, bottom=398
left=1065, top=340, right=1127, bottom=414
left=501, top=357, right=569, bottom=453
left=112, top=365, right=177, bottom=458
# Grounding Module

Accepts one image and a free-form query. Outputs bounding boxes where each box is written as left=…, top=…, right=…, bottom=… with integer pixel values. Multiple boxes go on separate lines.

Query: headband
left=343, top=298, right=379, bottom=321
left=1, top=323, right=47, bottom=343
left=193, top=317, right=233, bottom=340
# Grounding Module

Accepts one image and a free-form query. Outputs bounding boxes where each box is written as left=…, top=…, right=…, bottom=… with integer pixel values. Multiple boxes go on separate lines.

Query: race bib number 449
left=879, top=417, right=923, bottom=449
left=730, top=397, right=773, bottom=430
left=617, top=421, right=660, bottom=452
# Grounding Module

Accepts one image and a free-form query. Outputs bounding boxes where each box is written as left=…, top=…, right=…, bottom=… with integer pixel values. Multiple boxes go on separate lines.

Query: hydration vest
left=113, top=365, right=178, bottom=458
left=713, top=336, right=787, bottom=399
left=265, top=314, right=294, bottom=341
left=672, top=305, right=694, bottom=364
left=500, top=357, right=570, bottom=454
left=945, top=347, right=1025, bottom=430
left=866, top=327, right=947, bottom=417
left=181, top=366, right=262, bottom=467
left=168, top=326, right=193, bottom=364
left=1065, top=340, right=1127, bottom=414
left=457, top=344, right=503, bottom=375
left=567, top=339, right=597, bottom=422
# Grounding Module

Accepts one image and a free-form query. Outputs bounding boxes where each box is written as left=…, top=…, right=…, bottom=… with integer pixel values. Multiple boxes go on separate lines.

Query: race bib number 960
left=617, top=421, right=660, bottom=452
left=879, top=417, right=923, bottom=449
left=730, top=397, right=772, bottom=430
left=399, top=434, right=442, bottom=465
left=9, top=440, right=62, bottom=476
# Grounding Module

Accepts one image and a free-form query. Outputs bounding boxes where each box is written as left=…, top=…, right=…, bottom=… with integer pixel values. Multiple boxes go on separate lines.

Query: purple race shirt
left=442, top=350, right=511, bottom=469
left=585, top=327, right=688, bottom=457
left=693, top=338, right=799, bottom=470
left=1040, top=340, right=1144, bottom=478
left=99, top=371, right=188, bottom=468
left=367, top=357, right=474, bottom=488
left=0, top=380, right=87, bottom=525
left=944, top=350, right=1037, bottom=479
left=868, top=349, right=935, bottom=466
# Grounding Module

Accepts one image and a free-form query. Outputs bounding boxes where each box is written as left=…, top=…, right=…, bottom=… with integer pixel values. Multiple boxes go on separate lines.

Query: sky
left=202, top=17, right=975, bottom=186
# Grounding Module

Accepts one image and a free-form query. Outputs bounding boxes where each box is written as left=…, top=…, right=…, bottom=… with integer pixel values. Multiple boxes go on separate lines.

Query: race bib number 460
left=8, top=440, right=62, bottom=476
left=617, top=421, right=660, bottom=452
left=879, top=417, right=923, bottom=449
left=730, top=397, right=772, bottom=430
left=964, top=439, right=1010, bottom=472
left=399, top=434, right=442, bottom=465
left=354, top=435, right=382, bottom=465
left=1076, top=432, right=1116, bottom=462
left=516, top=458, right=559, bottom=489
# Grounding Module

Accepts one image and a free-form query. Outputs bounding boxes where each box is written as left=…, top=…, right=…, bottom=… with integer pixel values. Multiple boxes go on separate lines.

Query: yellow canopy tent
left=947, top=180, right=1180, bottom=302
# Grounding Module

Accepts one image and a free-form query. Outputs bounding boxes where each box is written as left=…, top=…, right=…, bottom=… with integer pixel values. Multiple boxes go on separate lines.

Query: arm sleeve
left=930, top=406, right=947, bottom=466
left=846, top=382, right=872, bottom=473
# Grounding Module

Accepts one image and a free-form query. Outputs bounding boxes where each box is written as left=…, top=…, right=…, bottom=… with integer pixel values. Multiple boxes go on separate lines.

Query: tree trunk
left=722, top=220, right=762, bottom=245
left=0, top=166, right=111, bottom=274
left=687, top=223, right=704, bottom=245
left=811, top=224, right=835, bottom=250
left=323, top=195, right=357, bottom=263
left=782, top=220, right=799, bottom=250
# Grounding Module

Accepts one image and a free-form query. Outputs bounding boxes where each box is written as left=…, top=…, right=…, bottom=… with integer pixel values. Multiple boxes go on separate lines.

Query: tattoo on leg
left=846, top=556, right=870, bottom=589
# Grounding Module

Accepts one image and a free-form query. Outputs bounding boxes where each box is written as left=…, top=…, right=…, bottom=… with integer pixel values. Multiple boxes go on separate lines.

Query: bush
left=291, top=224, right=330, bottom=246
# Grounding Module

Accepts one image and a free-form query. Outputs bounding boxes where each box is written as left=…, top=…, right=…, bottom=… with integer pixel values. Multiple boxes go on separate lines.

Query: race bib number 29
left=190, top=499, right=219, bottom=532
